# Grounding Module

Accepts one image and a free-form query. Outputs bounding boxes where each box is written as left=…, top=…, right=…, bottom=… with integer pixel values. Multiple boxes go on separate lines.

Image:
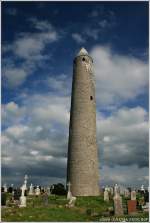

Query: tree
left=51, top=183, right=66, bottom=195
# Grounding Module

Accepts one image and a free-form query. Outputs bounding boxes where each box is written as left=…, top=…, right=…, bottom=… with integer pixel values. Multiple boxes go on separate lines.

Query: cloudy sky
left=2, top=1, right=149, bottom=188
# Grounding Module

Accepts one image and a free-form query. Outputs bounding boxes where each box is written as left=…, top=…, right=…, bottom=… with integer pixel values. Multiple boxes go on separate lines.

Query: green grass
left=1, top=195, right=149, bottom=222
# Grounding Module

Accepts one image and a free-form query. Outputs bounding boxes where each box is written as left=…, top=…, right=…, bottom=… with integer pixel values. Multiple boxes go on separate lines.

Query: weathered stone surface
left=29, top=184, right=34, bottom=195
left=104, top=189, right=109, bottom=202
left=124, top=189, right=130, bottom=198
left=66, top=196, right=76, bottom=208
left=113, top=195, right=123, bottom=216
left=128, top=200, right=137, bottom=214
left=67, top=48, right=99, bottom=196
left=35, top=186, right=40, bottom=196
left=131, top=190, right=136, bottom=200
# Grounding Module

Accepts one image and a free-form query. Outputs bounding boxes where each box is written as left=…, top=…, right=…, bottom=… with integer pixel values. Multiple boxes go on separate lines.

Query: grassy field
left=1, top=195, right=149, bottom=222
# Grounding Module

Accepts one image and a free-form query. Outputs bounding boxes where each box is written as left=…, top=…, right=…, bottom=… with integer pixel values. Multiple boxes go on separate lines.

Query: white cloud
left=2, top=102, right=25, bottom=127
left=2, top=43, right=149, bottom=186
left=91, top=45, right=148, bottom=107
left=101, top=165, right=149, bottom=187
left=72, top=33, right=85, bottom=44
left=97, top=106, right=148, bottom=168
left=2, top=91, right=148, bottom=186
left=3, top=66, right=28, bottom=87
left=85, top=28, right=99, bottom=40
left=3, top=18, right=59, bottom=88
left=6, top=125, right=29, bottom=139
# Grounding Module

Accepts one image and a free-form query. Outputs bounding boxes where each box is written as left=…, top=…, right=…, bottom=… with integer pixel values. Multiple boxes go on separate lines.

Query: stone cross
left=67, top=182, right=71, bottom=191
left=24, top=174, right=28, bottom=190
left=19, top=184, right=26, bottom=207
left=21, top=184, right=26, bottom=196
left=67, top=182, right=72, bottom=200
left=29, top=183, right=34, bottom=195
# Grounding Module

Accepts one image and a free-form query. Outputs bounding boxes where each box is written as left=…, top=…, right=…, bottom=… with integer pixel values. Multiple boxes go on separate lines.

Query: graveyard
left=1, top=183, right=149, bottom=222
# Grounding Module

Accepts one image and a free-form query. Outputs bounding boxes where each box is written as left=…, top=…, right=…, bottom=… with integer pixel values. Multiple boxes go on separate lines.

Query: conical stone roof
left=77, top=47, right=88, bottom=56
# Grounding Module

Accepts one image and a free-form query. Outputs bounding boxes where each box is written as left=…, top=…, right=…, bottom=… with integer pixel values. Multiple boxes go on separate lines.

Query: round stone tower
left=67, top=48, right=100, bottom=196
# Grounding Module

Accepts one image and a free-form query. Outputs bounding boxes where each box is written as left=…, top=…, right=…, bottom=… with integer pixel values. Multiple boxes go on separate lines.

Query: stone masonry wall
left=67, top=53, right=100, bottom=196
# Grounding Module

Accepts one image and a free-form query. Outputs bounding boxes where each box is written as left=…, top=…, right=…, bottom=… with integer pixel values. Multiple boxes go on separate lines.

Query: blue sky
left=2, top=1, right=149, bottom=188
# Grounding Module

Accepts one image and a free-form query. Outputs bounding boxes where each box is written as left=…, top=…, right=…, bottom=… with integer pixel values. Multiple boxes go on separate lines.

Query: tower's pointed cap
left=77, top=47, right=88, bottom=56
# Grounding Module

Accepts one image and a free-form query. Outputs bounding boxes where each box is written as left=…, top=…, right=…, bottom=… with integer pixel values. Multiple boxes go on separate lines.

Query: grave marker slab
left=128, top=200, right=137, bottom=214
left=113, top=194, right=123, bottom=216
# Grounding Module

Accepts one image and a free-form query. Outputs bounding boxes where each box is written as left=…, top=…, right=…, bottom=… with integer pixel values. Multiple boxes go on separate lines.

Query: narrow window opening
left=82, top=57, right=85, bottom=61
left=90, top=96, right=93, bottom=100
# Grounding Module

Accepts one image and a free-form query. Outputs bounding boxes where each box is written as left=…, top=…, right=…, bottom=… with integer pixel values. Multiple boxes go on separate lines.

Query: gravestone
left=3, top=184, right=7, bottom=193
left=124, top=189, right=130, bottom=198
left=19, top=185, right=26, bottom=207
left=113, top=186, right=123, bottom=216
left=42, top=191, right=48, bottom=206
left=113, top=194, right=123, bottom=216
left=104, top=188, right=109, bottom=202
left=67, top=196, right=76, bottom=208
left=110, top=187, right=114, bottom=196
left=114, top=184, right=120, bottom=195
left=24, top=175, right=28, bottom=190
left=128, top=200, right=137, bottom=214
left=47, top=186, right=51, bottom=195
left=29, top=183, right=34, bottom=195
left=35, top=186, right=41, bottom=196
left=67, top=182, right=72, bottom=200
left=131, top=190, right=136, bottom=200
left=120, top=186, right=125, bottom=195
